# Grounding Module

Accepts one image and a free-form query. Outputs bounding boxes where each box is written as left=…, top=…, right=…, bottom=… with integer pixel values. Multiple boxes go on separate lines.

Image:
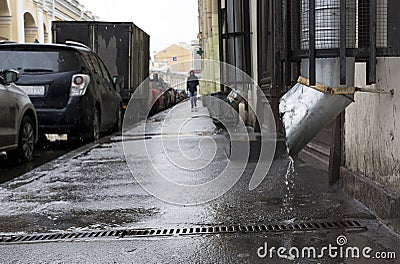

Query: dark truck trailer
left=51, top=21, right=150, bottom=110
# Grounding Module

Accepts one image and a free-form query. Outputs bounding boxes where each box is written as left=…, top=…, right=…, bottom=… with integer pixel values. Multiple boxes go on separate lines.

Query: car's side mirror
left=113, top=76, right=122, bottom=91
left=113, top=76, right=123, bottom=85
left=0, top=70, right=19, bottom=85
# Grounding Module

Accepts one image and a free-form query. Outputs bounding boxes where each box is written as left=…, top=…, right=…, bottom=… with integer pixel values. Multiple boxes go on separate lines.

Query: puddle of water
left=111, top=136, right=152, bottom=143
left=192, top=131, right=213, bottom=137
left=95, top=144, right=113, bottom=149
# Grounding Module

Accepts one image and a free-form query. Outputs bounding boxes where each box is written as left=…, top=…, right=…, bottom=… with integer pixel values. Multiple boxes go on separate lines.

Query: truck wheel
left=8, top=116, right=35, bottom=162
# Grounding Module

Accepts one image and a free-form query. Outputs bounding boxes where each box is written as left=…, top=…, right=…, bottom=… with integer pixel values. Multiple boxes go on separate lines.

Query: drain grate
left=0, top=220, right=366, bottom=244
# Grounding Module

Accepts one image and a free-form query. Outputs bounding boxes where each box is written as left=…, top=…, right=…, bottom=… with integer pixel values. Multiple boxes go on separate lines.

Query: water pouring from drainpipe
left=279, top=68, right=355, bottom=157
left=280, top=0, right=357, bottom=157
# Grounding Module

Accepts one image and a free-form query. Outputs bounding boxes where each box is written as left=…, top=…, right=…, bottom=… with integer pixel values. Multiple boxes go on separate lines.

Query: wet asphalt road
left=0, top=101, right=399, bottom=263
left=0, top=139, right=81, bottom=184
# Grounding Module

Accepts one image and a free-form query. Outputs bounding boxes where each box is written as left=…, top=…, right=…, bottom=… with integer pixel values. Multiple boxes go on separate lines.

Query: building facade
left=198, top=0, right=220, bottom=94
left=154, top=42, right=201, bottom=74
left=152, top=41, right=201, bottom=91
left=0, top=0, right=96, bottom=43
left=199, top=0, right=400, bottom=232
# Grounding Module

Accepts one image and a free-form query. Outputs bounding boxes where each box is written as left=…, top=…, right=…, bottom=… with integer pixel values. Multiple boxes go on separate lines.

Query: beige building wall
left=154, top=44, right=193, bottom=73
left=198, top=0, right=219, bottom=94
left=0, top=0, right=96, bottom=43
left=153, top=42, right=201, bottom=91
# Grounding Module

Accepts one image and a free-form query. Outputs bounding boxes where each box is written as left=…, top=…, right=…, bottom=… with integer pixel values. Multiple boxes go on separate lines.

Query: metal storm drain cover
left=0, top=220, right=366, bottom=244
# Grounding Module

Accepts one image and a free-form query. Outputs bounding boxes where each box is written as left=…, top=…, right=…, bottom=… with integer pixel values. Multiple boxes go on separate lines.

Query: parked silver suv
left=0, top=69, right=38, bottom=161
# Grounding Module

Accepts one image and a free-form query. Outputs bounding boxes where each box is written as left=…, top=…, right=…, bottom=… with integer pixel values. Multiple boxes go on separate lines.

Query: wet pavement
left=0, top=137, right=82, bottom=184
left=0, top=100, right=399, bottom=263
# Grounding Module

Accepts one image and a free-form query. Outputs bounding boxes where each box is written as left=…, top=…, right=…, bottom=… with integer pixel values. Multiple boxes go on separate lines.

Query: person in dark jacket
left=187, top=70, right=199, bottom=108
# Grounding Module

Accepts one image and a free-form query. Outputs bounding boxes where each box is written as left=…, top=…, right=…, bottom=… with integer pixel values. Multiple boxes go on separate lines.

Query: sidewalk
left=0, top=99, right=399, bottom=263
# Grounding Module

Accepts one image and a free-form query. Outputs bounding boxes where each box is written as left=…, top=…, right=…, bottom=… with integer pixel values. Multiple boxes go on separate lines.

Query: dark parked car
left=0, top=42, right=122, bottom=141
left=176, top=89, right=188, bottom=102
left=0, top=69, right=38, bottom=161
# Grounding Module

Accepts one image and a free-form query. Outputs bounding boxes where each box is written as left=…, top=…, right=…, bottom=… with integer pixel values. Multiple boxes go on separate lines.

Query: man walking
left=187, top=70, right=199, bottom=108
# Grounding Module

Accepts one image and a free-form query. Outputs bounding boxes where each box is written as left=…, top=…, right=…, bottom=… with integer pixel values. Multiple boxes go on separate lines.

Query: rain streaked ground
left=0, top=101, right=399, bottom=263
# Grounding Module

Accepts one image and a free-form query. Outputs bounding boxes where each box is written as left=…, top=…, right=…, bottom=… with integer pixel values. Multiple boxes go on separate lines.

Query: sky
left=79, top=0, right=199, bottom=56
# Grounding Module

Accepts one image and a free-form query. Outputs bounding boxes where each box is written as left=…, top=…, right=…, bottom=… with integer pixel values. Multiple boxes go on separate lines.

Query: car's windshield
left=0, top=49, right=81, bottom=73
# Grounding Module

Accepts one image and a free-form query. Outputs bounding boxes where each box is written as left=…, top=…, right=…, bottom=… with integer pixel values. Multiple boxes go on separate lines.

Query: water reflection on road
left=0, top=137, right=82, bottom=184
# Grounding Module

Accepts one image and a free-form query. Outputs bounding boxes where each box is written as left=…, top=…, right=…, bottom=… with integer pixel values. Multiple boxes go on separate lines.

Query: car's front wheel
left=8, top=115, right=35, bottom=162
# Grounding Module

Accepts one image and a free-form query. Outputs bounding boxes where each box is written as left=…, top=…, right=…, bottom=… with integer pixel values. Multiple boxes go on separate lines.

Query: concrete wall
left=343, top=57, right=400, bottom=232
left=345, top=58, right=400, bottom=193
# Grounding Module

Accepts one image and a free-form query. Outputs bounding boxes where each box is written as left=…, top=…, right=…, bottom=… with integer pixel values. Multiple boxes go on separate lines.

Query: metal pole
left=340, top=0, right=347, bottom=85
left=368, top=0, right=377, bottom=84
left=309, top=0, right=316, bottom=85
left=283, top=0, right=292, bottom=90
left=274, top=0, right=282, bottom=87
